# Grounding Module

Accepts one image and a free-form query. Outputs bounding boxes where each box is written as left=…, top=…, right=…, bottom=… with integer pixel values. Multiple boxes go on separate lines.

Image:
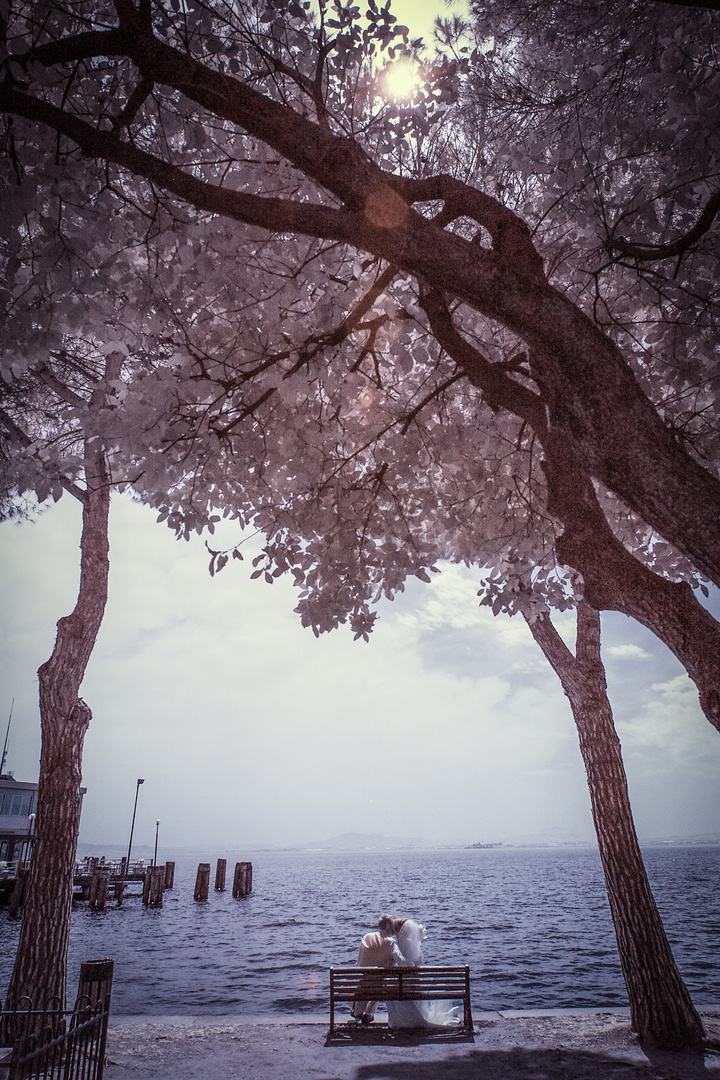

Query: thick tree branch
left=523, top=605, right=577, bottom=681
left=110, top=76, right=154, bottom=132
left=653, top=0, right=720, bottom=10
left=31, top=362, right=87, bottom=408
left=608, top=189, right=720, bottom=261
left=541, top=428, right=720, bottom=731
left=419, top=286, right=548, bottom=430
left=419, top=297, right=720, bottom=730
left=397, top=173, right=546, bottom=282
left=13, top=16, right=545, bottom=274
left=15, top=28, right=128, bottom=67
left=0, top=86, right=356, bottom=241
left=5, top=19, right=720, bottom=592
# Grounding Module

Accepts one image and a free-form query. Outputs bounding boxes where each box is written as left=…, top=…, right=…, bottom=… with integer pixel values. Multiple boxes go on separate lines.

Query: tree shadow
left=347, top=1045, right=717, bottom=1080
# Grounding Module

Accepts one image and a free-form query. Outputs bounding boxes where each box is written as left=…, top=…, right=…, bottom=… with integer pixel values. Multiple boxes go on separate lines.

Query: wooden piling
left=232, top=861, right=253, bottom=898
left=76, top=959, right=114, bottom=1009
left=114, top=879, right=125, bottom=906
left=144, top=866, right=164, bottom=908
left=8, top=864, right=28, bottom=917
left=215, top=858, right=227, bottom=891
left=194, top=862, right=210, bottom=901
left=89, top=870, right=109, bottom=912
left=164, top=861, right=175, bottom=889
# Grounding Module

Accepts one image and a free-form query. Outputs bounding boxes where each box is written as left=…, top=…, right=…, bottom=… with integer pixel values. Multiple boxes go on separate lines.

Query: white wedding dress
left=386, top=920, right=459, bottom=1029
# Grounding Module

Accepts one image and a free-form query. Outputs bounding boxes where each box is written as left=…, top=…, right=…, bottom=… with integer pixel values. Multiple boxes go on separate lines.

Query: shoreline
left=107, top=1004, right=720, bottom=1023
left=105, top=1007, right=720, bottom=1079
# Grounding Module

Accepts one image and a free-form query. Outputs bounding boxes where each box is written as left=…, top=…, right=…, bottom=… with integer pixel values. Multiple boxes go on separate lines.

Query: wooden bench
left=329, top=965, right=473, bottom=1034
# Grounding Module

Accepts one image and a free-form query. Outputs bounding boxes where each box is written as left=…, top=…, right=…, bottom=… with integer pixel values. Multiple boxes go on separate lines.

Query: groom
left=352, top=914, right=403, bottom=1024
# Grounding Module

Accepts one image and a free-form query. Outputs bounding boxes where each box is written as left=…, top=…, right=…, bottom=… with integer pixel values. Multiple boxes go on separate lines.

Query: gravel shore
left=104, top=1007, right=720, bottom=1079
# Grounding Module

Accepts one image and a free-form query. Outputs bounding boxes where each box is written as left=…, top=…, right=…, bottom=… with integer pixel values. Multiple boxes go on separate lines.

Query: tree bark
left=5, top=435, right=111, bottom=1009
left=524, top=602, right=705, bottom=1051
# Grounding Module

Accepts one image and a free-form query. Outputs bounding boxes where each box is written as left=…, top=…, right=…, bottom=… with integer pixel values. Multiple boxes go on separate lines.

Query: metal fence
left=0, top=960, right=113, bottom=1080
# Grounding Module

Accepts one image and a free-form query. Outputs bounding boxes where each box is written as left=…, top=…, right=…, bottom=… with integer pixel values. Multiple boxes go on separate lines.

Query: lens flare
left=382, top=60, right=421, bottom=101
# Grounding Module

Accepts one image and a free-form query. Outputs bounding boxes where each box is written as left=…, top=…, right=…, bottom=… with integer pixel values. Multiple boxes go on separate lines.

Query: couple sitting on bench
left=351, top=914, right=458, bottom=1028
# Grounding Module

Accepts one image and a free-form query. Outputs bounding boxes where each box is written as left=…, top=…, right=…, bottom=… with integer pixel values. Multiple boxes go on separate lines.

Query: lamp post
left=23, top=812, right=36, bottom=865
left=1, top=698, right=14, bottom=776
left=125, top=778, right=144, bottom=875
left=153, top=820, right=160, bottom=867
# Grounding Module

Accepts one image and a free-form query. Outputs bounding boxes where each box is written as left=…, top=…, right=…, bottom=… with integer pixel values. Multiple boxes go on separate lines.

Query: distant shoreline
left=76, top=839, right=720, bottom=857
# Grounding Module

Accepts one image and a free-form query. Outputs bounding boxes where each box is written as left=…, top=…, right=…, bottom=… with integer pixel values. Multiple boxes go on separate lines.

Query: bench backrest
left=330, top=965, right=469, bottom=1002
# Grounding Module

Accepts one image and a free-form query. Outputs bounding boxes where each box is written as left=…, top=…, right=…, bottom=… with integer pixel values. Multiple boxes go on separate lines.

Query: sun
left=382, top=60, right=422, bottom=102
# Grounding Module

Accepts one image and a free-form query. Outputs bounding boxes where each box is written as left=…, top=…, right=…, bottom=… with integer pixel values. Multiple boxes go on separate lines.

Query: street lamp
left=153, top=820, right=160, bottom=867
left=23, top=812, right=36, bottom=865
left=125, top=778, right=144, bottom=875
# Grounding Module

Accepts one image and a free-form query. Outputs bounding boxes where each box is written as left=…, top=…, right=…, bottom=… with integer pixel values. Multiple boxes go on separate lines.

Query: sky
left=2, top=0, right=720, bottom=854
left=2, top=492, right=719, bottom=852
left=383, top=0, right=465, bottom=37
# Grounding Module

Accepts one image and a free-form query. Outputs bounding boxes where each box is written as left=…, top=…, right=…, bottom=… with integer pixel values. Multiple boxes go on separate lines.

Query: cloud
left=606, top=644, right=651, bottom=659
left=2, top=494, right=719, bottom=849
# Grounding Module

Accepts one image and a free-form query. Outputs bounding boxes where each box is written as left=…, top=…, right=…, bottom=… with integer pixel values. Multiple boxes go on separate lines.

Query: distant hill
left=503, top=826, right=720, bottom=848
left=643, top=832, right=720, bottom=846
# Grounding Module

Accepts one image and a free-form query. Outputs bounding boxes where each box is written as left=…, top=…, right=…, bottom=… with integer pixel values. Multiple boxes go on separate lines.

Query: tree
left=2, top=0, right=719, bottom=722
left=0, top=0, right=718, bottom=1044
left=1, top=352, right=121, bottom=1007
left=525, top=601, right=704, bottom=1050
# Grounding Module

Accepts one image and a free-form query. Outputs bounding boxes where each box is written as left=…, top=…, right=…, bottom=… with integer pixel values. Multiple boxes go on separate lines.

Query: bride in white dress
left=386, top=919, right=459, bottom=1029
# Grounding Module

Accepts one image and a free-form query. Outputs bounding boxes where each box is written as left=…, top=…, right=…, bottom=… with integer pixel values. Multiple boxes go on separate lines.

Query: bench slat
left=332, top=972, right=468, bottom=980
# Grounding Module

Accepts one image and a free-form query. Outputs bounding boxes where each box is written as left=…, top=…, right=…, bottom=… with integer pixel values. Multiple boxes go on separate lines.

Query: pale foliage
left=0, top=0, right=717, bottom=639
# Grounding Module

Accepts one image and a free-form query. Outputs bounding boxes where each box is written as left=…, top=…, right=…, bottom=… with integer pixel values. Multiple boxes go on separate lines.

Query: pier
left=0, top=856, right=252, bottom=912
left=72, top=857, right=176, bottom=911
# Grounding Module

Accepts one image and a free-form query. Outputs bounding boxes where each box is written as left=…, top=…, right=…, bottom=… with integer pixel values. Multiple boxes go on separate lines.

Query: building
left=0, top=774, right=38, bottom=863
left=0, top=773, right=86, bottom=864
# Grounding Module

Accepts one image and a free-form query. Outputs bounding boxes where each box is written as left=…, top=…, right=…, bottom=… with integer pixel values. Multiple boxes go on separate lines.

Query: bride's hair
left=393, top=918, right=407, bottom=934
left=378, top=914, right=394, bottom=933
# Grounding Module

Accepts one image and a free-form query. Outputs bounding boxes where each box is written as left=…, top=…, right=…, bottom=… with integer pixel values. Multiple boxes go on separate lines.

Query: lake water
left=1, top=846, right=718, bottom=1015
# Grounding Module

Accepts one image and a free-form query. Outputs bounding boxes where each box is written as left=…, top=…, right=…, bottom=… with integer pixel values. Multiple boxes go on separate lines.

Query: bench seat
left=329, top=965, right=473, bottom=1033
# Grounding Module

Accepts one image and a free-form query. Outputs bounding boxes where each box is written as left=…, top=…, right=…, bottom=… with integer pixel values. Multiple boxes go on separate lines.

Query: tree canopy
left=1, top=0, right=720, bottom=723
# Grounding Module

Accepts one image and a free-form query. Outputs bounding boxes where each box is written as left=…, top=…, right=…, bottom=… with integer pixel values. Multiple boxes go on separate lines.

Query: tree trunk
left=5, top=436, right=110, bottom=1009
left=524, top=602, right=705, bottom=1051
